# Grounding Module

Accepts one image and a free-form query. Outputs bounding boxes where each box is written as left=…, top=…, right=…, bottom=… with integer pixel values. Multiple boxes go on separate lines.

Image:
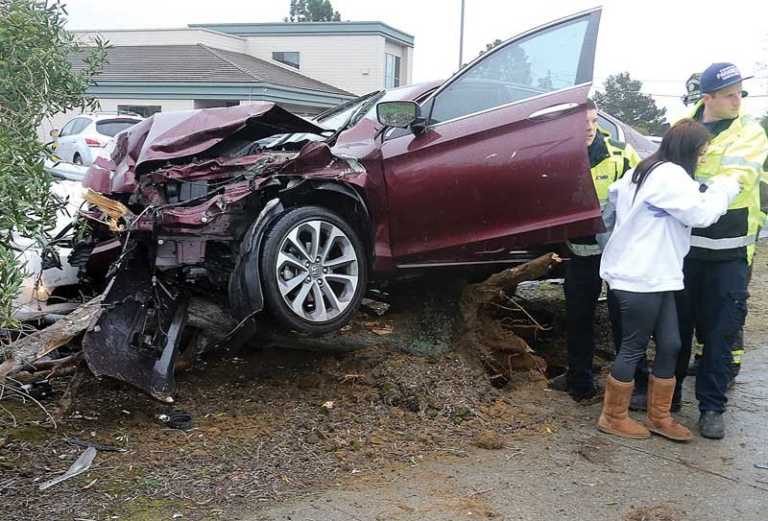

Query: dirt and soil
left=0, top=262, right=560, bottom=521
left=2, top=247, right=767, bottom=521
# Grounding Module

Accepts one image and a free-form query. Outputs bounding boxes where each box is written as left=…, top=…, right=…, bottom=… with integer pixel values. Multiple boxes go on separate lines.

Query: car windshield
left=259, top=85, right=439, bottom=150
left=263, top=91, right=387, bottom=148
left=318, top=91, right=384, bottom=130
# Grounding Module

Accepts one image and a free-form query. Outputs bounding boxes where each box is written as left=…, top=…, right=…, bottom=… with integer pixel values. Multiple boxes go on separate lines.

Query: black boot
left=671, top=386, right=682, bottom=413
left=699, top=411, right=725, bottom=439
left=548, top=373, right=568, bottom=392
left=549, top=371, right=600, bottom=402
left=629, top=387, right=647, bottom=411
left=569, top=384, right=601, bottom=402
left=629, top=365, right=649, bottom=411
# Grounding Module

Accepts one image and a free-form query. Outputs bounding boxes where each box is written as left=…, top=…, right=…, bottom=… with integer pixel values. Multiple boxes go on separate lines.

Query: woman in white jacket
left=597, top=119, right=741, bottom=442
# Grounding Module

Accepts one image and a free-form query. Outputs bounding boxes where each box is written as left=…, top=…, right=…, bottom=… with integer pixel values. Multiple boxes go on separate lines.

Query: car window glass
left=96, top=119, right=141, bottom=137
left=59, top=119, right=77, bottom=137
left=431, top=18, right=590, bottom=124
left=71, top=118, right=90, bottom=135
left=597, top=114, right=619, bottom=141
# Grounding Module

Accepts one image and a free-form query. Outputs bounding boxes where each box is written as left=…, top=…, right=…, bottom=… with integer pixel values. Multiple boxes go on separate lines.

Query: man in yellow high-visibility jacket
left=674, top=63, right=768, bottom=439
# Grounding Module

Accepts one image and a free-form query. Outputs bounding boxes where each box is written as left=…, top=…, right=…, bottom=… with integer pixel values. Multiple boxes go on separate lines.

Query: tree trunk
left=0, top=296, right=103, bottom=381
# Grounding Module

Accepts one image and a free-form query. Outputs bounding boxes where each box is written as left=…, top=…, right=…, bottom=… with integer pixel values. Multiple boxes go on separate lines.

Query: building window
left=385, top=53, right=401, bottom=88
left=117, top=105, right=161, bottom=118
left=273, top=51, right=300, bottom=69
left=193, top=100, right=240, bottom=109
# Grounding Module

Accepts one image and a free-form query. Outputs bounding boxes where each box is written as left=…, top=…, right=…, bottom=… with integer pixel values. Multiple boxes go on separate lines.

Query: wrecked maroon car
left=75, top=8, right=604, bottom=400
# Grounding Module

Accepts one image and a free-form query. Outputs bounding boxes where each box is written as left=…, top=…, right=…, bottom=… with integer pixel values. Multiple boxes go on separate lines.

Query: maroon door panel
left=381, top=9, right=602, bottom=265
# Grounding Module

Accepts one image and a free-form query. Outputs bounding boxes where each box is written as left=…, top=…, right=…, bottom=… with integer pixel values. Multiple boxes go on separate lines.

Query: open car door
left=382, top=8, right=603, bottom=266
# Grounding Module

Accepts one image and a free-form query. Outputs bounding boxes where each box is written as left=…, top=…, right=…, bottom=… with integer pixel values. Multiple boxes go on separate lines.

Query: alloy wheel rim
left=275, top=219, right=359, bottom=322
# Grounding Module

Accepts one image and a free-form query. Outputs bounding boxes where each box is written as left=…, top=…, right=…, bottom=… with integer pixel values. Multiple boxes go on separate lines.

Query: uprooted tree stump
left=458, top=253, right=561, bottom=387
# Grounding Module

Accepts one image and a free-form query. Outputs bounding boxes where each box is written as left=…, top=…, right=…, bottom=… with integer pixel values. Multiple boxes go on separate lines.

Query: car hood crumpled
left=84, top=103, right=326, bottom=192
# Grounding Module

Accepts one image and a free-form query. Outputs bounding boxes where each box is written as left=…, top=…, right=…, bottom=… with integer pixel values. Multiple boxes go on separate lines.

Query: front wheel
left=260, top=206, right=368, bottom=335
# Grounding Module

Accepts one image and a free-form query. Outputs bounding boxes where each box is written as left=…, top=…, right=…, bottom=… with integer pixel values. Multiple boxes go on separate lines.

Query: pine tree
left=286, top=0, right=341, bottom=22
left=593, top=72, right=668, bottom=136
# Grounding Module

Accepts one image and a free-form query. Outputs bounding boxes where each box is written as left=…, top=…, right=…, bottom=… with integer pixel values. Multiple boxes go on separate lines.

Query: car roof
left=598, top=111, right=659, bottom=159
left=68, top=113, right=144, bottom=122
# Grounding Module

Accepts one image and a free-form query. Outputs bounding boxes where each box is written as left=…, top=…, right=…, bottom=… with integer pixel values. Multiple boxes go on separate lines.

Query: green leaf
left=0, top=0, right=107, bottom=326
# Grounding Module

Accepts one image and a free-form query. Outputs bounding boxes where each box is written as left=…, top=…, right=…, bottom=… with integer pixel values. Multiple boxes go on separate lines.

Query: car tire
left=260, top=206, right=368, bottom=335
left=73, top=153, right=83, bottom=165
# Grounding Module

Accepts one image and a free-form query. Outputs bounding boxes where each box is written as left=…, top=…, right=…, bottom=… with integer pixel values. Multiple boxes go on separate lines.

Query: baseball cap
left=700, top=62, right=753, bottom=94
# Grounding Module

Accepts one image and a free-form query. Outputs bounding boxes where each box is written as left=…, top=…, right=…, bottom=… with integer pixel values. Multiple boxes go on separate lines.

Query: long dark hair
left=632, top=119, right=711, bottom=187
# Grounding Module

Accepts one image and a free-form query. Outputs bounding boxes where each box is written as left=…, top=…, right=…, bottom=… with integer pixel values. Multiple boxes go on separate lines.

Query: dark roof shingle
left=71, top=45, right=353, bottom=95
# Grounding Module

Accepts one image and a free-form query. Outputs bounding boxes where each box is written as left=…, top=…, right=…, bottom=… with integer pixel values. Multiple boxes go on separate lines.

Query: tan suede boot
left=597, top=376, right=650, bottom=439
left=645, top=376, right=692, bottom=442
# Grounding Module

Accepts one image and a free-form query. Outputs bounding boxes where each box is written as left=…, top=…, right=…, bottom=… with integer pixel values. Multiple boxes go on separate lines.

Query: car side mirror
left=50, top=129, right=60, bottom=138
left=377, top=101, right=423, bottom=130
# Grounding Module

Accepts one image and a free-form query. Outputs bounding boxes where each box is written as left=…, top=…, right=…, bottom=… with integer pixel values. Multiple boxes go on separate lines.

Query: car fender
left=228, top=197, right=285, bottom=319
left=228, top=179, right=372, bottom=320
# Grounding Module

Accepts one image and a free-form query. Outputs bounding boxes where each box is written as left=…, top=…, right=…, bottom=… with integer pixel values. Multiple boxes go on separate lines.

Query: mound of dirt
left=0, top=335, right=558, bottom=521
left=624, top=504, right=687, bottom=521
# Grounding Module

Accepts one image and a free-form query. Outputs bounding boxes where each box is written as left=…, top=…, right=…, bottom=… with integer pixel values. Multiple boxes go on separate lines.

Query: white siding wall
left=403, top=46, right=414, bottom=85
left=245, top=35, right=387, bottom=95
left=73, top=29, right=247, bottom=53
left=384, top=40, right=404, bottom=58
left=38, top=99, right=195, bottom=143
left=384, top=40, right=405, bottom=87
left=98, top=99, right=194, bottom=113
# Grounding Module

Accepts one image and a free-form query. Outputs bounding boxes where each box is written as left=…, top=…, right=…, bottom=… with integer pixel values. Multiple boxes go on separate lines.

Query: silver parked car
left=51, top=113, right=143, bottom=166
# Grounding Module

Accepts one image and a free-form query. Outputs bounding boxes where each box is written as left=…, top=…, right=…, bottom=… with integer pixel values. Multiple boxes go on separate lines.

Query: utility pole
left=458, top=0, right=465, bottom=69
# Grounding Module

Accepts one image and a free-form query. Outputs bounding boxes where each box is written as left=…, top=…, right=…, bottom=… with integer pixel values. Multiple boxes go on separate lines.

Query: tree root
left=459, top=253, right=561, bottom=386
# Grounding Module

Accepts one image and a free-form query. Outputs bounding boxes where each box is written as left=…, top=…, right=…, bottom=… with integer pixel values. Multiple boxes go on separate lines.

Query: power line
left=595, top=76, right=768, bottom=84
left=645, top=93, right=768, bottom=98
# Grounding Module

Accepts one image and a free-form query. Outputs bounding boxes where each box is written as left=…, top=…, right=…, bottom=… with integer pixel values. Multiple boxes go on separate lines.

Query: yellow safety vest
left=591, top=135, right=641, bottom=207
left=567, top=130, right=640, bottom=256
left=687, top=101, right=768, bottom=264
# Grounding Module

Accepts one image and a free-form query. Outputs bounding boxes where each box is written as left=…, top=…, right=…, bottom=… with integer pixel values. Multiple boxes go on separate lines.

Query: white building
left=41, top=21, right=414, bottom=140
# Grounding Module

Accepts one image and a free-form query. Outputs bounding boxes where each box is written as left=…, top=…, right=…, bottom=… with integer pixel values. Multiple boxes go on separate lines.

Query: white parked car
left=597, top=111, right=659, bottom=158
left=12, top=179, right=85, bottom=320
left=51, top=113, right=143, bottom=166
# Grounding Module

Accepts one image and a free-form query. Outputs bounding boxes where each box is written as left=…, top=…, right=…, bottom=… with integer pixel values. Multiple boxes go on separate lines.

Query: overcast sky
left=64, top=0, right=768, bottom=122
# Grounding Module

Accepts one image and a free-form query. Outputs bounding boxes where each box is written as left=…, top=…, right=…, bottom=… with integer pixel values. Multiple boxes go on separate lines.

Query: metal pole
left=458, top=0, right=465, bottom=69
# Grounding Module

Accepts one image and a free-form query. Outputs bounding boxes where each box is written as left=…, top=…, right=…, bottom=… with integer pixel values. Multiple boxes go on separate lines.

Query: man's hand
left=714, top=171, right=750, bottom=188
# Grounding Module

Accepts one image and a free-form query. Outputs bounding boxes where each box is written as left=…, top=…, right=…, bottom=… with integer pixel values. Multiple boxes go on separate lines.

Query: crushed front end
left=71, top=103, right=361, bottom=401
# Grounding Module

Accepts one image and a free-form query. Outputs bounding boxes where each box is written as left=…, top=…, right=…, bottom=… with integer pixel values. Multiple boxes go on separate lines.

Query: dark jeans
left=691, top=263, right=752, bottom=372
left=675, top=258, right=749, bottom=413
left=611, top=290, right=681, bottom=382
left=564, top=255, right=622, bottom=393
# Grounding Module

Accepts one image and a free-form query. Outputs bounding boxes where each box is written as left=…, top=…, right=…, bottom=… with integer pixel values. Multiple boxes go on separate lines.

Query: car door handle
left=527, top=103, right=579, bottom=119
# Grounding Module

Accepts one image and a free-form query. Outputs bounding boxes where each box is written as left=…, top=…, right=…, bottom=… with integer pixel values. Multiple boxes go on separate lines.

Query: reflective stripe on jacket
left=568, top=129, right=640, bottom=257
left=687, top=101, right=768, bottom=263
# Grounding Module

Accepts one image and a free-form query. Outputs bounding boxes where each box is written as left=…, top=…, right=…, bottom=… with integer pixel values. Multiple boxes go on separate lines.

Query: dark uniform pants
left=564, top=255, right=627, bottom=393
left=675, top=258, right=749, bottom=413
